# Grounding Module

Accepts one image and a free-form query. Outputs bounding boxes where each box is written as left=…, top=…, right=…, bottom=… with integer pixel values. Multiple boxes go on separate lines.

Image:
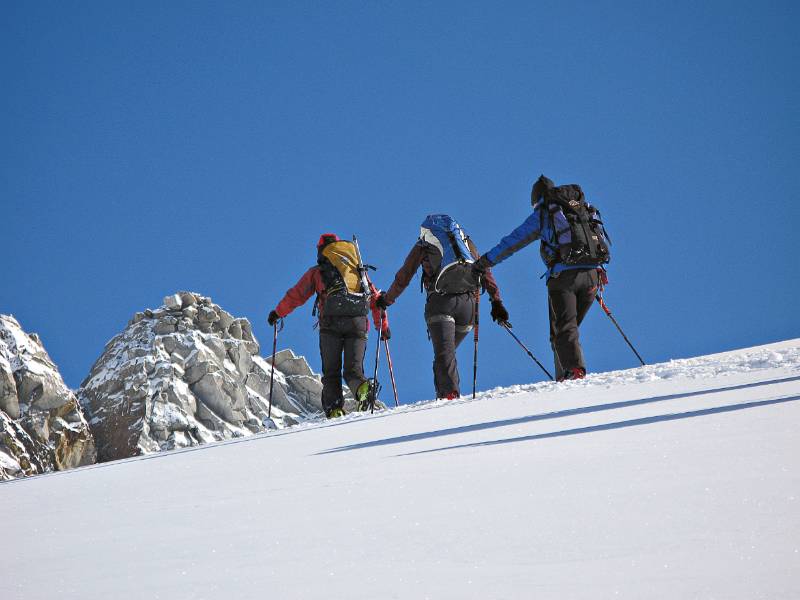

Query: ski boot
left=560, top=367, right=586, bottom=382
left=355, top=379, right=380, bottom=412
left=327, top=407, right=346, bottom=419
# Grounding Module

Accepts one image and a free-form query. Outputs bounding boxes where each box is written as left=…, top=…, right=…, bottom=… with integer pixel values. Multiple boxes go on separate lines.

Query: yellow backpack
left=317, top=239, right=371, bottom=317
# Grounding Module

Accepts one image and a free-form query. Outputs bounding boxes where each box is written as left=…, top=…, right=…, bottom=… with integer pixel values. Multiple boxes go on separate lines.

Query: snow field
left=2, top=339, right=799, bottom=599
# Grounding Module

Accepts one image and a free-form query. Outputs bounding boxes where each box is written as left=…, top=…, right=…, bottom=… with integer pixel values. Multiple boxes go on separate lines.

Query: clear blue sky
left=2, top=1, right=798, bottom=404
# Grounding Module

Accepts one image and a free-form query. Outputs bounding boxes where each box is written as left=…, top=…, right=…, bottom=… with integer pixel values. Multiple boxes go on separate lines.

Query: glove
left=267, top=310, right=280, bottom=326
left=472, top=255, right=491, bottom=276
left=381, top=327, right=391, bottom=341
left=490, top=300, right=510, bottom=325
left=375, top=294, right=389, bottom=311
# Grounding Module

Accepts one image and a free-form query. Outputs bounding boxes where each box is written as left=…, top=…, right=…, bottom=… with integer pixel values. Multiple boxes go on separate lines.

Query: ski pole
left=472, top=291, right=480, bottom=399
left=369, top=310, right=384, bottom=413
left=502, top=323, right=554, bottom=381
left=595, top=295, right=645, bottom=366
left=384, top=338, right=399, bottom=407
left=267, top=318, right=283, bottom=418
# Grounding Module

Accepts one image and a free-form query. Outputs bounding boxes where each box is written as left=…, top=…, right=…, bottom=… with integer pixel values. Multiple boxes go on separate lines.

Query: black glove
left=490, top=300, right=510, bottom=325
left=472, top=255, right=491, bottom=276
left=375, top=294, right=389, bottom=311
left=381, top=327, right=391, bottom=341
left=267, top=310, right=280, bottom=326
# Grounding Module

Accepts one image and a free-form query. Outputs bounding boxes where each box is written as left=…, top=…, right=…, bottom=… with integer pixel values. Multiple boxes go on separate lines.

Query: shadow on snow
left=397, top=394, right=800, bottom=456
left=316, top=375, right=800, bottom=456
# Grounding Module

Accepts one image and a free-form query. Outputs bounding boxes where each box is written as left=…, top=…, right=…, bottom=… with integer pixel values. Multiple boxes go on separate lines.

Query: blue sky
left=2, top=1, right=798, bottom=404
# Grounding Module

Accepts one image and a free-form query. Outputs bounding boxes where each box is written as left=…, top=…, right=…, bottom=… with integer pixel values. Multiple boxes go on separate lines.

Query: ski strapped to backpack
left=538, top=185, right=611, bottom=268
left=316, top=236, right=375, bottom=318
left=351, top=235, right=375, bottom=299
left=419, top=214, right=480, bottom=294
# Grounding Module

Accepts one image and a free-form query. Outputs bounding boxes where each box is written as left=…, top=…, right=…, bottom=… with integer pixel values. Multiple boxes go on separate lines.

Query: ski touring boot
left=327, top=407, right=346, bottom=419
left=560, top=367, right=586, bottom=382
left=355, top=379, right=381, bottom=412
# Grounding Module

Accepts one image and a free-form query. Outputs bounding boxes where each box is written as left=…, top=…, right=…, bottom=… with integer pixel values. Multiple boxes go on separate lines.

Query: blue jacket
left=484, top=202, right=601, bottom=277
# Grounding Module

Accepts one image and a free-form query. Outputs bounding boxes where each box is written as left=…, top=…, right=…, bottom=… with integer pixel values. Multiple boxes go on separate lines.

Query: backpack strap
left=546, top=205, right=559, bottom=267
left=446, top=230, right=465, bottom=261
left=593, top=208, right=612, bottom=245
left=552, top=204, right=572, bottom=240
left=542, top=202, right=559, bottom=252
left=535, top=200, right=556, bottom=270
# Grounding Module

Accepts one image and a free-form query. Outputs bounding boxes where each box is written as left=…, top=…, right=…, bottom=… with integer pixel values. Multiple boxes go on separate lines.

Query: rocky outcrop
left=0, top=315, right=96, bottom=481
left=78, top=292, right=338, bottom=462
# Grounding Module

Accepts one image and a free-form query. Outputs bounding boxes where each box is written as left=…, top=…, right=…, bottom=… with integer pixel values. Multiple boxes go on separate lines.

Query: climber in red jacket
left=268, top=234, right=389, bottom=418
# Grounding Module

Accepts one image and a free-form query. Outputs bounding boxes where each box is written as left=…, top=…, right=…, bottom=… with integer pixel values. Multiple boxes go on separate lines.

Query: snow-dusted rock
left=78, top=292, right=332, bottom=462
left=0, top=315, right=96, bottom=481
left=273, top=349, right=315, bottom=378
left=163, top=294, right=183, bottom=310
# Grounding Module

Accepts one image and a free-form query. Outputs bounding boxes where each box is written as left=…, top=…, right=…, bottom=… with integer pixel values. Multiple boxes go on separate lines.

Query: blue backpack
left=419, top=214, right=479, bottom=294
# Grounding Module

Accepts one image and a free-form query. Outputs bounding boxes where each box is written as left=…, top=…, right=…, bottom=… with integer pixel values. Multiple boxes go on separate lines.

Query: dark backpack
left=317, top=239, right=370, bottom=317
left=419, top=214, right=480, bottom=294
left=540, top=185, right=611, bottom=268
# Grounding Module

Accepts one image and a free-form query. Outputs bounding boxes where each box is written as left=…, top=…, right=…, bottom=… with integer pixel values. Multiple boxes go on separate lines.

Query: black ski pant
left=425, top=292, right=475, bottom=398
left=547, top=268, right=599, bottom=380
left=318, top=315, right=368, bottom=415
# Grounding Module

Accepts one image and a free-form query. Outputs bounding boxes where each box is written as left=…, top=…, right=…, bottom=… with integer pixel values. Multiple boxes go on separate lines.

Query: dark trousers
left=547, top=268, right=598, bottom=380
left=318, top=316, right=368, bottom=415
left=425, top=292, right=475, bottom=398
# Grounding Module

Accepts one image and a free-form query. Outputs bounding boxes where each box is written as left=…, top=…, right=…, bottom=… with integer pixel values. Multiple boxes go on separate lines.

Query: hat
left=317, top=233, right=340, bottom=248
left=531, top=174, right=555, bottom=206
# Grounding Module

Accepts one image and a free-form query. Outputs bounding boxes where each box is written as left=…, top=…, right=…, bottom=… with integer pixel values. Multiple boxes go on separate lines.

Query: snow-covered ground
left=3, top=340, right=799, bottom=599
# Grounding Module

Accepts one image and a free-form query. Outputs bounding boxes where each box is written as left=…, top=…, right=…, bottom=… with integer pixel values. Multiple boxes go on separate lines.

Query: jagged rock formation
left=78, top=292, right=338, bottom=462
left=0, top=315, right=96, bottom=481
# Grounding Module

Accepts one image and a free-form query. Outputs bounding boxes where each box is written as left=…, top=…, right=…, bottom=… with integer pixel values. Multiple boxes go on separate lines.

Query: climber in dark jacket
left=376, top=216, right=508, bottom=399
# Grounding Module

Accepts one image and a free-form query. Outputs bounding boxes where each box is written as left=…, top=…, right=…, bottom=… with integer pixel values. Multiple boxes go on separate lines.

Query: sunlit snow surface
left=3, top=340, right=799, bottom=599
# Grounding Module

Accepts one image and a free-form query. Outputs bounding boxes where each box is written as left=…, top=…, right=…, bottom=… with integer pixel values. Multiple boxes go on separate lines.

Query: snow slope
left=2, top=340, right=799, bottom=599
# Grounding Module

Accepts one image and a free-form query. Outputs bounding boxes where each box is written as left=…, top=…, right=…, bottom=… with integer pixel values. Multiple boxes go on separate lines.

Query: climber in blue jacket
left=473, top=174, right=611, bottom=381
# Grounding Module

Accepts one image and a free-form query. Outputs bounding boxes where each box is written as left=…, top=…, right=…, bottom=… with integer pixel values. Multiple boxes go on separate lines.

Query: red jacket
left=275, top=266, right=389, bottom=332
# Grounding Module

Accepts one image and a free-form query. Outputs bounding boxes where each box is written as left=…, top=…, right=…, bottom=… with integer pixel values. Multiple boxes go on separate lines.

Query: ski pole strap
left=596, top=295, right=612, bottom=316
left=597, top=267, right=608, bottom=289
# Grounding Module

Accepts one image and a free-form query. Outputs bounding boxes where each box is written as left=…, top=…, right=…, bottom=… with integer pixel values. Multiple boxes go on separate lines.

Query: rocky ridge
left=0, top=315, right=96, bottom=480
left=78, top=292, right=339, bottom=462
